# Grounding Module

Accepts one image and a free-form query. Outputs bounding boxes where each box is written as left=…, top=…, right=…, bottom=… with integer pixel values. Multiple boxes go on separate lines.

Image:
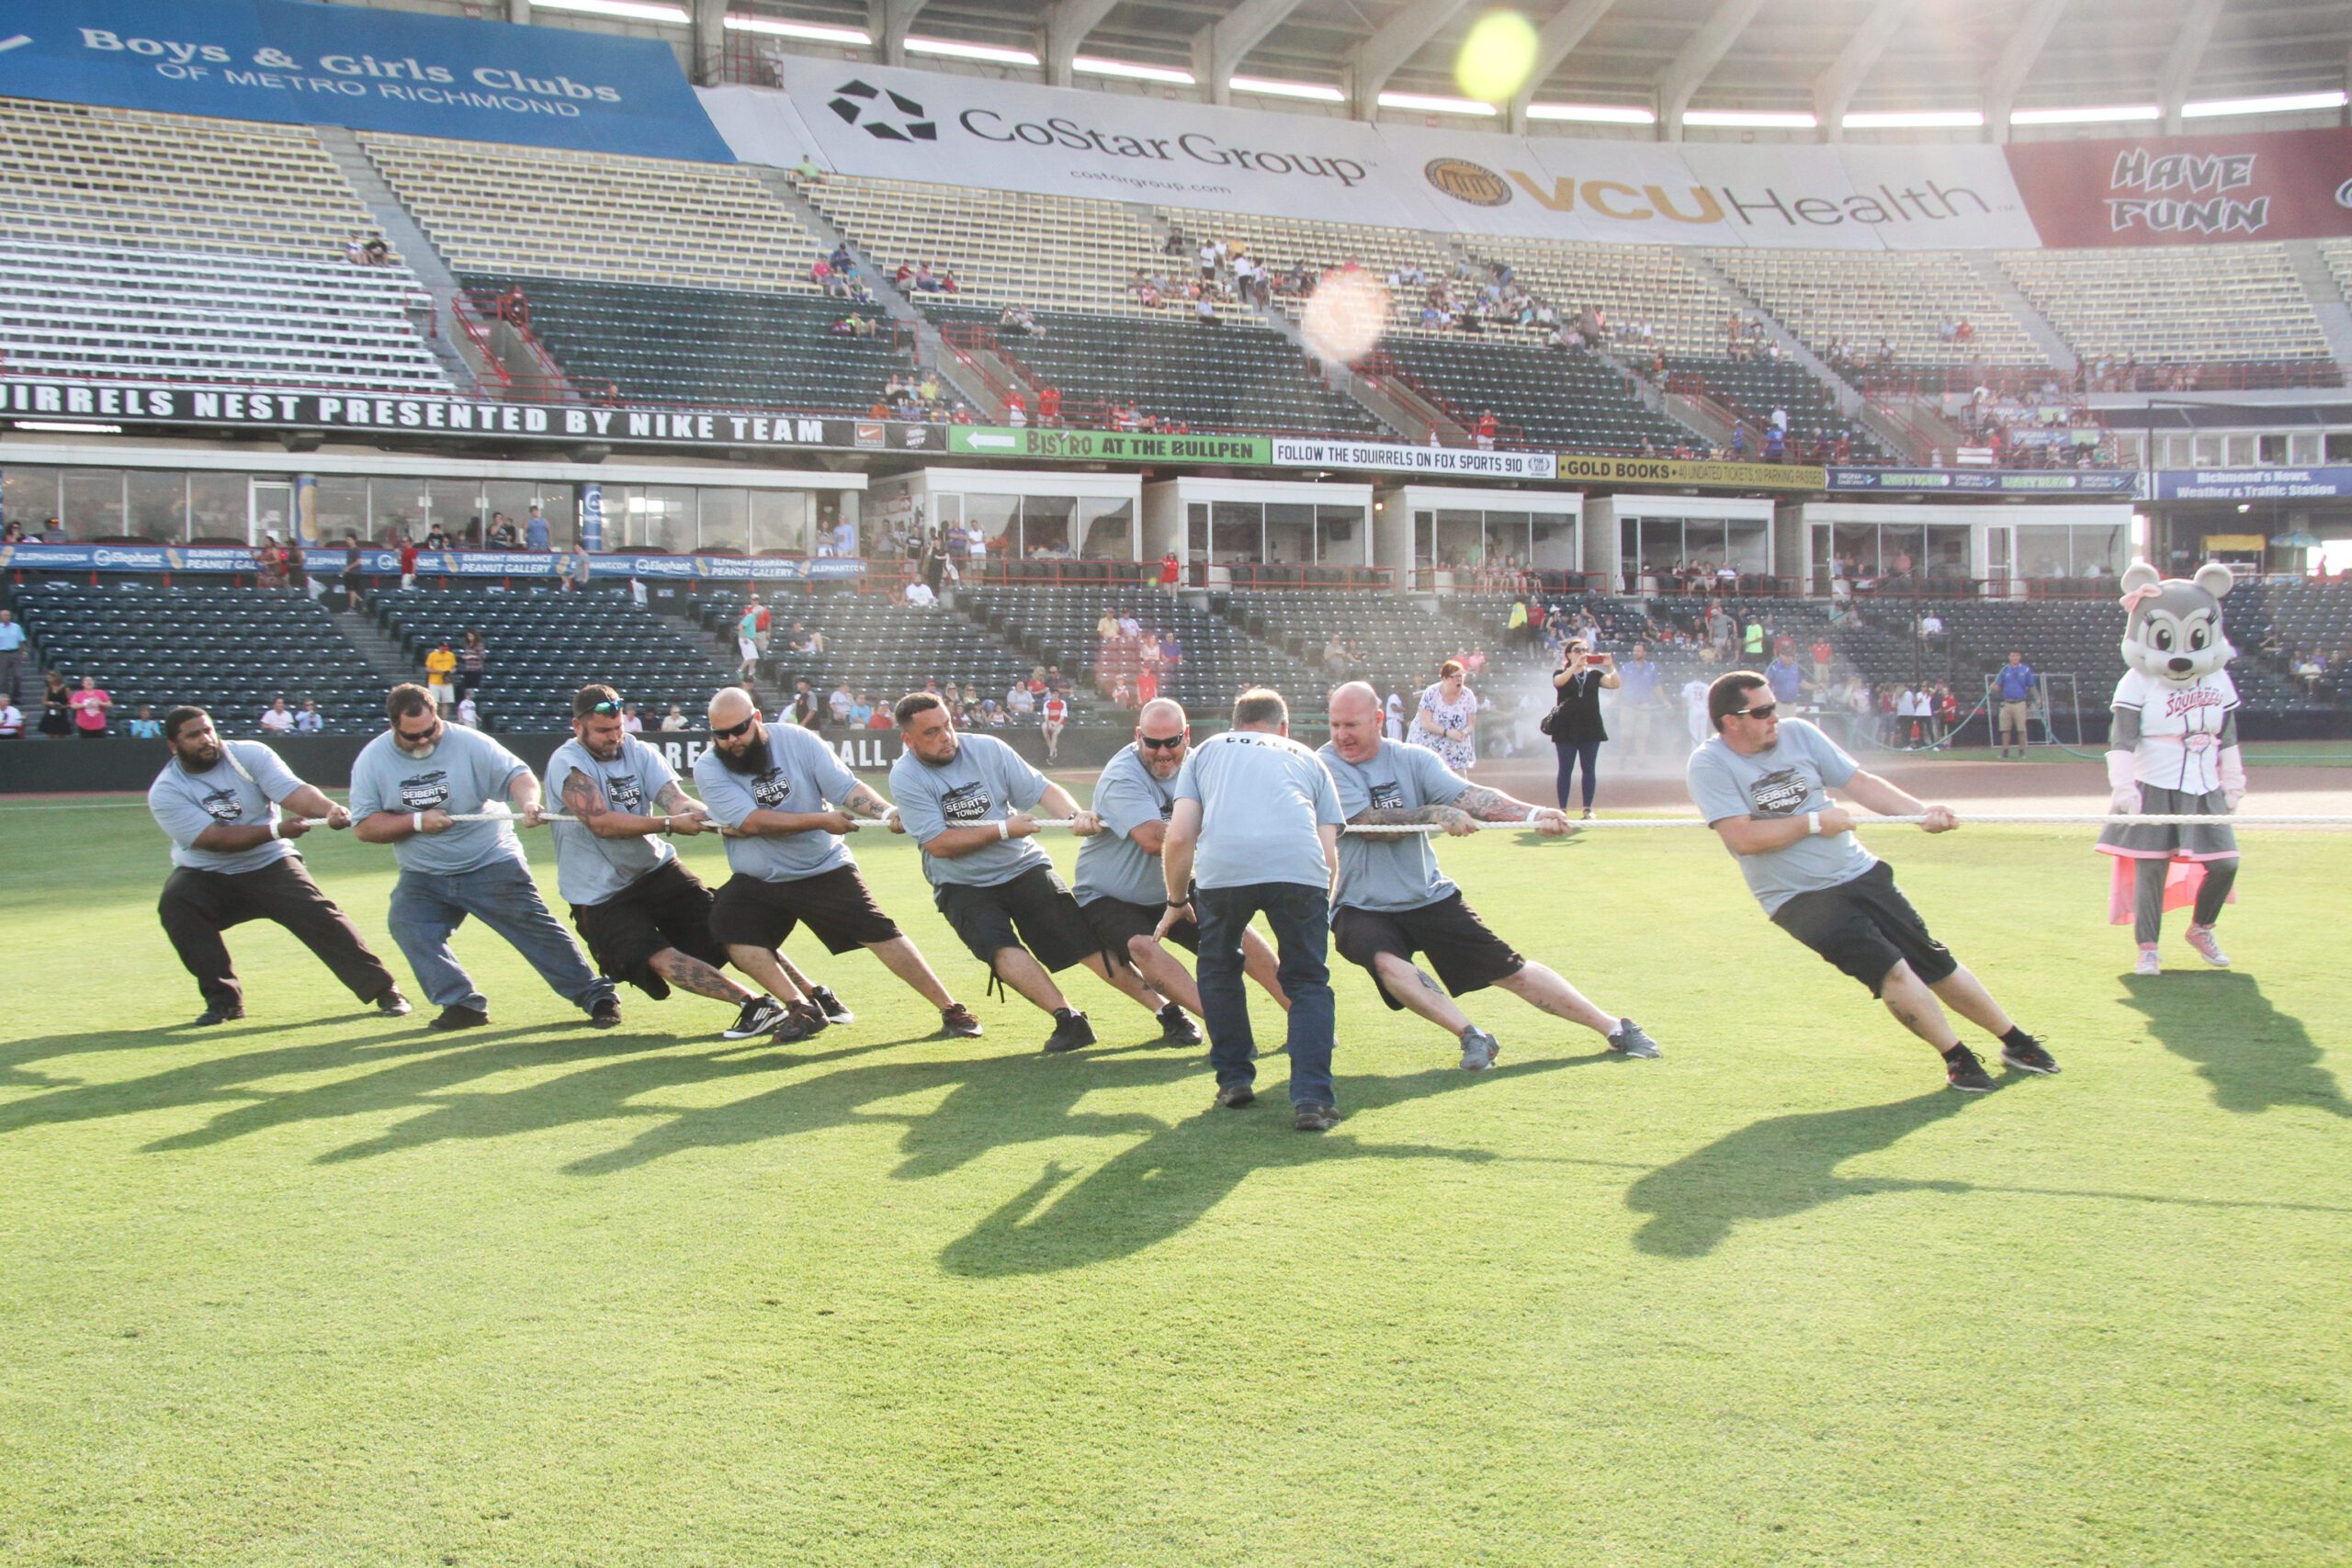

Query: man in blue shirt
left=1763, top=649, right=1808, bottom=707
left=146, top=705, right=406, bottom=1026
left=350, top=682, right=614, bottom=1031
left=1995, top=649, right=2039, bottom=760
left=1158, top=689, right=1346, bottom=1130
left=0, top=606, right=24, bottom=705
left=1074, top=699, right=1286, bottom=1041
left=524, top=504, right=550, bottom=553
left=888, top=693, right=1176, bottom=1054
left=1686, top=671, right=2058, bottom=1091
left=1321, top=683, right=1659, bottom=1071
left=546, top=684, right=801, bottom=1043
left=695, top=685, right=978, bottom=1041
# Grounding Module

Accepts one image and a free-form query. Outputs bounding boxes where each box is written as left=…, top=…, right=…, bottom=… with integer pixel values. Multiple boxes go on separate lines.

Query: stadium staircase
left=2281, top=240, right=2352, bottom=372
left=967, top=584, right=1325, bottom=723
left=1962, top=254, right=2079, bottom=370
left=690, top=588, right=1042, bottom=722
left=311, top=125, right=486, bottom=393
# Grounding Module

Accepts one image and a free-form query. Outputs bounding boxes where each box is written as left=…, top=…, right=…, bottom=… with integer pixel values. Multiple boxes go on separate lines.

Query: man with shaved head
left=1073, top=698, right=1289, bottom=1040
left=1320, top=681, right=1662, bottom=1069
left=693, top=685, right=981, bottom=1041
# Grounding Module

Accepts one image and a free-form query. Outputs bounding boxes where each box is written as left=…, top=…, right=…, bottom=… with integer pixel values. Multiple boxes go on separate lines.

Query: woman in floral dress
left=1411, top=660, right=1480, bottom=774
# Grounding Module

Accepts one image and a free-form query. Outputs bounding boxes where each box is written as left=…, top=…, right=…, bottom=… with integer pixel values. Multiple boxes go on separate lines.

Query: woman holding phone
left=1545, top=638, right=1619, bottom=818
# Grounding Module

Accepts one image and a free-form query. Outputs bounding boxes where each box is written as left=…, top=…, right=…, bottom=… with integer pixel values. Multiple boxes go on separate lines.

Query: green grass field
left=2, top=800, right=2346, bottom=1566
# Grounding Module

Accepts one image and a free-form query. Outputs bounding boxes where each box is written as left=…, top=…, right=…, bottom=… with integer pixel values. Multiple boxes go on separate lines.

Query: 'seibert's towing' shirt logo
left=1747, top=767, right=1810, bottom=818
left=751, top=770, right=791, bottom=808
left=199, top=787, right=244, bottom=823
left=399, top=771, right=451, bottom=810
left=940, top=782, right=991, bottom=824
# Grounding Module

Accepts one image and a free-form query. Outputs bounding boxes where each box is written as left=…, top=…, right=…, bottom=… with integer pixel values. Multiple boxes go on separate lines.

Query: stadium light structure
left=1526, top=103, right=1657, bottom=124
left=531, top=0, right=688, bottom=23
left=721, top=16, right=873, bottom=45
left=905, top=37, right=1041, bottom=66
left=1841, top=108, right=1984, bottom=129
left=1229, top=74, right=1348, bottom=103
left=1073, top=56, right=1197, bottom=85
left=1684, top=108, right=1818, bottom=128
left=2181, top=89, right=2349, bottom=118
left=2010, top=103, right=2161, bottom=124
left=1377, top=92, right=1498, bottom=117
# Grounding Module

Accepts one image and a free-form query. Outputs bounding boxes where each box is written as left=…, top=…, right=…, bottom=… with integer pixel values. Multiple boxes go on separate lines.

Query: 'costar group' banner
left=0, top=0, right=732, bottom=162
left=2005, top=127, right=2352, bottom=246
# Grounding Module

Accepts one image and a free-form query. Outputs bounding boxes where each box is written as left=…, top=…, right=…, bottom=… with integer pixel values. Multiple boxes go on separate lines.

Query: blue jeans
left=386, top=856, right=611, bottom=1014
left=1193, top=881, right=1337, bottom=1108
left=1555, top=739, right=1600, bottom=810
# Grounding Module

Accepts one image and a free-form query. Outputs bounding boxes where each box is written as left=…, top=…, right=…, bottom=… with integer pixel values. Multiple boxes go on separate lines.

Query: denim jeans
left=1193, top=880, right=1336, bottom=1108
left=386, top=855, right=611, bottom=1013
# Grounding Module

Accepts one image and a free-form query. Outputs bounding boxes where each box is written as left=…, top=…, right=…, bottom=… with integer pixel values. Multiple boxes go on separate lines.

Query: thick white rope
left=282, top=809, right=2350, bottom=832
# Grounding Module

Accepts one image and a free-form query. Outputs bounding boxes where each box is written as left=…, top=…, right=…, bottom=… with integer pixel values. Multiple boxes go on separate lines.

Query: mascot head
left=2119, top=559, right=2234, bottom=687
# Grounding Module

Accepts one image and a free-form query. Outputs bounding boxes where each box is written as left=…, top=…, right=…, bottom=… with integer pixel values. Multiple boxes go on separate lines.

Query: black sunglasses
left=711, top=716, right=757, bottom=740
left=1138, top=733, right=1185, bottom=750
left=586, top=700, right=623, bottom=716
left=1732, top=703, right=1778, bottom=720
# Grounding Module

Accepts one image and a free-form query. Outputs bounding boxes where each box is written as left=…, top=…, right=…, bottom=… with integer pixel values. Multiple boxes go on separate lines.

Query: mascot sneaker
left=2184, top=923, right=2231, bottom=967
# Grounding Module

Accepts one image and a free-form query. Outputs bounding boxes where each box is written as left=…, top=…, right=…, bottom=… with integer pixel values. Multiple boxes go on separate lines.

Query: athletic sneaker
left=939, top=1003, right=984, bottom=1039
left=1607, top=1018, right=1661, bottom=1059
left=1043, top=1008, right=1096, bottom=1055
left=2184, top=923, right=2232, bottom=968
left=1944, top=1045, right=1996, bottom=1092
left=588, top=998, right=622, bottom=1030
left=1213, top=1082, right=1255, bottom=1110
left=429, top=1003, right=490, bottom=1031
left=2002, top=1035, right=2061, bottom=1075
left=193, top=1003, right=245, bottom=1026
left=2134, top=946, right=2164, bottom=976
left=771, top=1000, right=827, bottom=1043
left=723, top=996, right=788, bottom=1041
left=809, top=985, right=855, bottom=1025
left=1293, top=1100, right=1343, bottom=1132
left=1458, top=1025, right=1500, bottom=1071
left=375, top=990, right=413, bottom=1018
left=1158, top=1002, right=1204, bottom=1047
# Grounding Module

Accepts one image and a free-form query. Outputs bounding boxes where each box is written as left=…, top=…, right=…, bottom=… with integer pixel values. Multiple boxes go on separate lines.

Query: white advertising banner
left=695, top=83, right=822, bottom=172
left=1272, top=439, right=1559, bottom=479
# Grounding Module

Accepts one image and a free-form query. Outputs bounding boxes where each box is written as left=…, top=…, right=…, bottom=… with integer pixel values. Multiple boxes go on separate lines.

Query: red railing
left=454, top=289, right=577, bottom=401
left=1198, top=563, right=1396, bottom=592
left=1408, top=568, right=1612, bottom=596
left=1356, top=350, right=1532, bottom=451
left=1863, top=359, right=2345, bottom=398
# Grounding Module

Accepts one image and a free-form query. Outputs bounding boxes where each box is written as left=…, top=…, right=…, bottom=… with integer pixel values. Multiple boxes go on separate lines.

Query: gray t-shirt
left=1317, top=738, right=1467, bottom=912
left=147, top=740, right=303, bottom=874
left=888, top=731, right=1051, bottom=888
left=542, top=734, right=680, bottom=907
left=1171, top=728, right=1344, bottom=892
left=1073, top=743, right=1175, bottom=908
left=348, top=723, right=531, bottom=876
left=1685, top=718, right=1877, bottom=915
left=694, top=722, right=862, bottom=884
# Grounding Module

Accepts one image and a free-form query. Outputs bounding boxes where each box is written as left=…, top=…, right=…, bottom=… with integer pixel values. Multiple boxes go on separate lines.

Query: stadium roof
left=496, top=0, right=2352, bottom=138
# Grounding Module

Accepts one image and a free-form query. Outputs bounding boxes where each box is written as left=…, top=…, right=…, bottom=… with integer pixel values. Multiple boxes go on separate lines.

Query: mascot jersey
left=2110, top=666, right=2237, bottom=794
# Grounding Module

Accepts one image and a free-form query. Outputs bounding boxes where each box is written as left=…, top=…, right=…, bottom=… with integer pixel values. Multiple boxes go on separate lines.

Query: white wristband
left=1524, top=807, right=1540, bottom=824
left=412, top=811, right=424, bottom=834
left=996, top=818, right=1009, bottom=840
left=267, top=820, right=280, bottom=840
left=1807, top=811, right=1822, bottom=837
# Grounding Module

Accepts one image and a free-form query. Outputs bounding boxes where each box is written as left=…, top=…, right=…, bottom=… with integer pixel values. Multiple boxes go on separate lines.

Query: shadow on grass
left=2118, top=973, right=2349, bottom=1118
left=1624, top=1085, right=1986, bottom=1258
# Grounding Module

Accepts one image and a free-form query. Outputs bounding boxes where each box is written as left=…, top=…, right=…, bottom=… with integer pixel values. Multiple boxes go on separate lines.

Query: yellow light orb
left=1301, top=271, right=1393, bottom=366
left=1454, top=10, right=1541, bottom=105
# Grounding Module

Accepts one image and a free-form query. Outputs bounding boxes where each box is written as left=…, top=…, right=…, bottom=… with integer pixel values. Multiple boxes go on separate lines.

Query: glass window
left=2256, top=434, right=2288, bottom=465
left=1530, top=512, right=1574, bottom=570
left=1687, top=519, right=1729, bottom=569
left=4, top=466, right=62, bottom=535
left=2162, top=434, right=2197, bottom=468
left=2223, top=434, right=2256, bottom=468
left=1636, top=516, right=1680, bottom=576
left=311, top=478, right=368, bottom=547
left=750, top=490, right=810, bottom=556
left=1022, top=494, right=1076, bottom=558
left=634, top=485, right=695, bottom=552
left=2191, top=434, right=2223, bottom=467
left=2289, top=432, right=2322, bottom=465
left=128, top=472, right=188, bottom=543
left=1925, top=524, right=1970, bottom=581
left=370, top=479, right=428, bottom=545
left=1190, top=502, right=1211, bottom=562
left=1434, top=508, right=1481, bottom=568
left=1414, top=511, right=1435, bottom=570
left=188, top=473, right=248, bottom=544
left=2326, top=432, right=2352, bottom=463
left=2016, top=524, right=2071, bottom=580
left=421, top=479, right=479, bottom=545
left=2072, top=523, right=2125, bottom=579
left=1265, top=502, right=1313, bottom=564
left=1832, top=521, right=1879, bottom=577
left=697, top=488, right=749, bottom=554
left=2109, top=432, right=2145, bottom=468
left=967, top=492, right=1019, bottom=559
left=1725, top=519, right=1770, bottom=574
left=1482, top=511, right=1530, bottom=569
left=1210, top=500, right=1260, bottom=564
left=1078, top=496, right=1133, bottom=559
left=62, top=470, right=126, bottom=539
left=1317, top=504, right=1365, bottom=566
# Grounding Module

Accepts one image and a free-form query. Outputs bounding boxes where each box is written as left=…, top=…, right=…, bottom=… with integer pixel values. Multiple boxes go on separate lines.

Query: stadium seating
left=1471, top=240, right=1739, bottom=357
left=692, top=589, right=1041, bottom=717
left=454, top=273, right=903, bottom=412
left=966, top=584, right=1323, bottom=718
left=0, top=97, right=453, bottom=391
left=371, top=586, right=741, bottom=731
left=362, top=132, right=820, bottom=291
left=10, top=581, right=383, bottom=732
left=1670, top=358, right=1894, bottom=462
left=1377, top=336, right=1690, bottom=451
left=1708, top=249, right=2047, bottom=368
left=1997, top=244, right=2333, bottom=370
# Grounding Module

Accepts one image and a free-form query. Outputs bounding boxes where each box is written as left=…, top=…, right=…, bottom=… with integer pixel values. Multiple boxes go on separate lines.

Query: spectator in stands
left=1005, top=681, right=1035, bottom=719
left=126, top=704, right=163, bottom=740
left=525, top=505, right=549, bottom=553
left=1809, top=637, right=1834, bottom=689
left=566, top=542, right=592, bottom=593
left=37, top=516, right=65, bottom=544
left=0, top=695, right=23, bottom=739
left=0, top=607, right=22, bottom=705
left=1038, top=384, right=1062, bottom=426
left=828, top=682, right=854, bottom=725
left=363, top=237, right=390, bottom=266
left=256, top=534, right=288, bottom=592
left=1764, top=650, right=1807, bottom=707
left=424, top=523, right=449, bottom=551
left=295, top=699, right=323, bottom=735
left=425, top=639, right=458, bottom=709
left=904, top=578, right=938, bottom=609
left=488, top=513, right=517, bottom=550
left=457, top=631, right=488, bottom=703
left=865, top=700, right=892, bottom=730
left=1040, top=690, right=1069, bottom=761
left=1412, top=660, right=1480, bottom=777
left=260, top=697, right=296, bottom=736
left=456, top=694, right=481, bottom=729
left=1932, top=682, right=1958, bottom=746
left=1111, top=676, right=1136, bottom=709
left=399, top=536, right=421, bottom=592
left=0, top=522, right=20, bottom=546
left=791, top=680, right=821, bottom=731
left=1545, top=642, right=1615, bottom=817
left=735, top=604, right=762, bottom=682
left=1742, top=615, right=1767, bottom=661
left=1194, top=293, right=1218, bottom=327
left=1916, top=610, right=1945, bottom=643
left=37, top=671, right=71, bottom=739
left=68, top=673, right=112, bottom=739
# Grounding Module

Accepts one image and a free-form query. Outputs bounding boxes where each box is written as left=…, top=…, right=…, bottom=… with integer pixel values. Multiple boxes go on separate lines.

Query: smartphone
left=1588, top=651, right=1611, bottom=664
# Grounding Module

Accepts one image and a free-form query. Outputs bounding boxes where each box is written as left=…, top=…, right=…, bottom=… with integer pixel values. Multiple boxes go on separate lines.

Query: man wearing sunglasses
left=546, top=685, right=809, bottom=1042
left=695, top=685, right=981, bottom=1041
left=1686, top=671, right=2059, bottom=1092
left=888, top=691, right=1179, bottom=1055
left=351, top=682, right=616, bottom=1030
left=1072, top=699, right=1288, bottom=1043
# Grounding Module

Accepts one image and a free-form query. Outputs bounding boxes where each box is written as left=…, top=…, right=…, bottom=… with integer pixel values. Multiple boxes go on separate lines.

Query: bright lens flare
left=1301, top=271, right=1392, bottom=365
left=1454, top=10, right=1540, bottom=104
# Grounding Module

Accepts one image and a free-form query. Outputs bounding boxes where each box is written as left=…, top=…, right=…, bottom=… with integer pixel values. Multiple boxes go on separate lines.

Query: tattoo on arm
left=560, top=767, right=606, bottom=823
left=655, top=781, right=696, bottom=814
left=1351, top=805, right=1459, bottom=825
left=844, top=784, right=892, bottom=818
left=1451, top=785, right=1523, bottom=822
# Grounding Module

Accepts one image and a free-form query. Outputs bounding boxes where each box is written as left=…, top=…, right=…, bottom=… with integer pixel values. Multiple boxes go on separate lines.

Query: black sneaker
left=375, top=989, right=413, bottom=1018
left=808, top=986, right=854, bottom=1026
left=429, top=1003, right=490, bottom=1031
left=588, top=998, right=622, bottom=1030
left=771, top=1001, right=827, bottom=1043
left=1213, top=1082, right=1255, bottom=1110
left=1157, top=1002, right=1204, bottom=1047
left=193, top=1003, right=245, bottom=1026
left=939, top=1002, right=984, bottom=1039
left=1293, top=1100, right=1343, bottom=1132
left=723, top=995, right=788, bottom=1040
left=1043, top=1008, right=1096, bottom=1055
left=2002, top=1035, right=2061, bottom=1076
left=1944, top=1045, right=1995, bottom=1092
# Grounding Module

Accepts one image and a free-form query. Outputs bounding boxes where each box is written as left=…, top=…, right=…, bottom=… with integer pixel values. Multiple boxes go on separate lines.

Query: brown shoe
left=939, top=1002, right=984, bottom=1038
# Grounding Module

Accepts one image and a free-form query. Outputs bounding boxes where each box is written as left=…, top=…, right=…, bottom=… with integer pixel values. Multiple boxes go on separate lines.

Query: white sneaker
left=2133, top=946, right=2163, bottom=976
left=2184, top=924, right=2232, bottom=967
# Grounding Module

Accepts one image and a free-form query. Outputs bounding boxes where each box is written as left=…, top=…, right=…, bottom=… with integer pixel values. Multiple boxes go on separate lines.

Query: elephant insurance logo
left=199, top=786, right=246, bottom=823
left=398, top=772, right=451, bottom=810
left=829, top=80, right=937, bottom=142
left=1747, top=768, right=1810, bottom=818
left=1425, top=157, right=1511, bottom=207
